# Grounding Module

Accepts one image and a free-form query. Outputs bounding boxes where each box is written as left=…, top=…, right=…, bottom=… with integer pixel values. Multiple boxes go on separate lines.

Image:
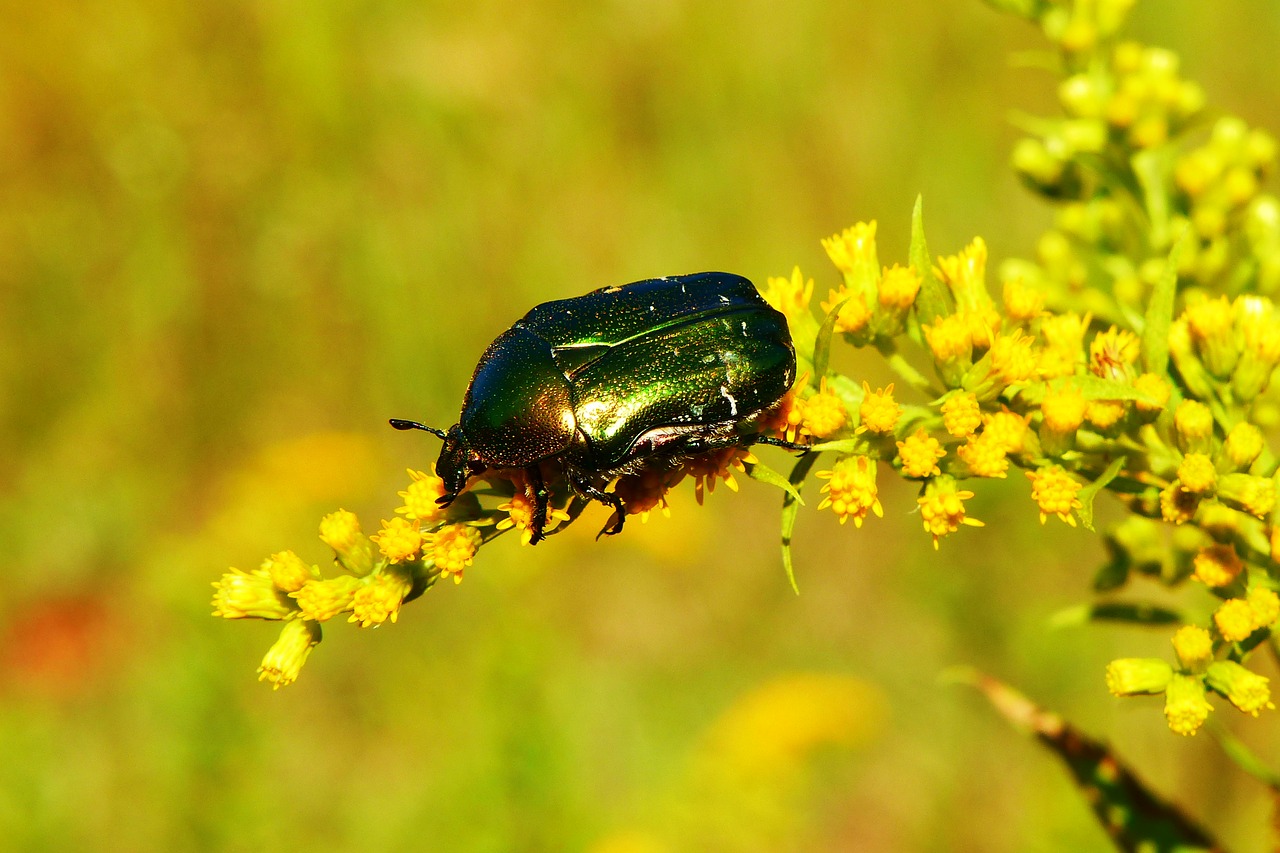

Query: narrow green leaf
left=744, top=459, right=804, bottom=504
left=1211, top=721, right=1280, bottom=789
left=780, top=452, right=821, bottom=595
left=1141, top=230, right=1189, bottom=376
left=959, top=670, right=1219, bottom=851
left=1048, top=601, right=1183, bottom=628
left=1132, top=148, right=1176, bottom=249
left=908, top=196, right=952, bottom=327
left=812, top=299, right=844, bottom=381
left=1076, top=454, right=1126, bottom=531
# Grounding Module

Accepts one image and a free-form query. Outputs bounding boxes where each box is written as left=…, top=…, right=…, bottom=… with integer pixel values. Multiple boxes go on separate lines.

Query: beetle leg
left=526, top=465, right=551, bottom=545
left=752, top=434, right=813, bottom=453
left=567, top=470, right=627, bottom=539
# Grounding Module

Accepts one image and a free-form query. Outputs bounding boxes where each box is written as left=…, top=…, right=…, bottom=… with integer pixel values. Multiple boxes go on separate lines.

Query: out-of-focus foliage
left=5, top=1, right=1280, bottom=851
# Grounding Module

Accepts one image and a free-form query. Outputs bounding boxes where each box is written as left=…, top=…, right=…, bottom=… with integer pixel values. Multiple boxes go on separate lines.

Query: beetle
left=391, top=271, right=805, bottom=544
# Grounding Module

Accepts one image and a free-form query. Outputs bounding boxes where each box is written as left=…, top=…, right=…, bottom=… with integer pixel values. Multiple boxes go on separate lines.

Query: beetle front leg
left=525, top=464, right=552, bottom=545
left=567, top=471, right=627, bottom=539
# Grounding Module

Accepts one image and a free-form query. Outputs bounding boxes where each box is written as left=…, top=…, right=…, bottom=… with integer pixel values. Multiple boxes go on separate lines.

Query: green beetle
left=392, top=272, right=803, bottom=543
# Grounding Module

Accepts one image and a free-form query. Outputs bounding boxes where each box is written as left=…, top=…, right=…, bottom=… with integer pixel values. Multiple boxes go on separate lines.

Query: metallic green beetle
left=392, top=272, right=802, bottom=543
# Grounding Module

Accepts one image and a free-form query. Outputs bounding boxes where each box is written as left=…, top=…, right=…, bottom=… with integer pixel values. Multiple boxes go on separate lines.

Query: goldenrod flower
left=917, top=477, right=983, bottom=548
left=816, top=455, right=883, bottom=527
left=821, top=221, right=878, bottom=279
left=982, top=408, right=1031, bottom=453
left=1184, top=294, right=1238, bottom=378
left=1174, top=400, right=1214, bottom=453
left=1205, top=661, right=1275, bottom=717
left=614, top=468, right=681, bottom=523
left=1217, top=473, right=1276, bottom=518
left=320, top=509, right=375, bottom=576
left=877, top=263, right=921, bottom=311
left=427, top=524, right=483, bottom=584
left=1105, top=657, right=1173, bottom=696
left=1234, top=295, right=1280, bottom=398
left=1159, top=483, right=1200, bottom=524
left=923, top=313, right=973, bottom=365
left=1026, top=465, right=1083, bottom=526
left=1214, top=598, right=1256, bottom=643
left=1192, top=543, right=1244, bottom=587
left=258, top=619, right=321, bottom=690
left=397, top=468, right=448, bottom=522
left=1132, top=372, right=1171, bottom=415
left=1040, top=384, right=1087, bottom=434
left=763, top=266, right=814, bottom=320
left=1225, top=422, right=1264, bottom=469
left=935, top=237, right=992, bottom=315
left=496, top=491, right=572, bottom=544
left=1002, top=277, right=1044, bottom=321
left=1177, top=453, right=1217, bottom=494
left=819, top=288, right=872, bottom=335
left=262, top=550, right=317, bottom=593
left=897, top=428, right=945, bottom=478
left=1038, top=311, right=1090, bottom=356
left=291, top=575, right=362, bottom=622
left=1171, top=625, right=1214, bottom=670
left=958, top=432, right=1009, bottom=478
left=371, top=516, right=423, bottom=563
left=941, top=392, right=981, bottom=437
left=759, top=385, right=806, bottom=444
left=685, top=447, right=752, bottom=504
left=350, top=565, right=414, bottom=627
left=1164, top=673, right=1212, bottom=736
left=1247, top=587, right=1280, bottom=630
left=212, top=568, right=295, bottom=620
left=1088, top=326, right=1140, bottom=381
left=1085, top=399, right=1127, bottom=431
left=989, top=330, right=1038, bottom=385
left=802, top=378, right=849, bottom=438
left=857, top=382, right=900, bottom=434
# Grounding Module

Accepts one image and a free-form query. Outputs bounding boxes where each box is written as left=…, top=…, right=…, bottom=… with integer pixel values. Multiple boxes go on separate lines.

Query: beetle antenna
left=389, top=419, right=449, bottom=440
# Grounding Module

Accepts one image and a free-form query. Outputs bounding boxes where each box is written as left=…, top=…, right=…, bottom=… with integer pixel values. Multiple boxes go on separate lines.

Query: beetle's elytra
left=392, top=272, right=804, bottom=544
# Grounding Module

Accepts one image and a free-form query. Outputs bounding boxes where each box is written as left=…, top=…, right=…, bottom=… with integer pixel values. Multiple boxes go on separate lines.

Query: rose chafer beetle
left=392, top=271, right=804, bottom=544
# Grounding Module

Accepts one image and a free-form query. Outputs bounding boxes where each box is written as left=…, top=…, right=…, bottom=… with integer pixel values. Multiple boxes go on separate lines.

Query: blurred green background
left=4, top=1, right=1280, bottom=850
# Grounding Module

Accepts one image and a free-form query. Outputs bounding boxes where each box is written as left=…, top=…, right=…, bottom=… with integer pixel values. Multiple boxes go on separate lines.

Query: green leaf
left=1048, top=601, right=1183, bottom=629
left=1019, top=375, right=1160, bottom=405
left=812, top=298, right=844, bottom=381
left=780, top=452, right=821, bottom=595
left=1141, top=230, right=1189, bottom=377
left=743, top=458, right=804, bottom=504
left=908, top=196, right=952, bottom=328
left=957, top=670, right=1219, bottom=852
left=1132, top=147, right=1177, bottom=249
left=1211, top=722, right=1280, bottom=789
left=1076, top=454, right=1126, bottom=531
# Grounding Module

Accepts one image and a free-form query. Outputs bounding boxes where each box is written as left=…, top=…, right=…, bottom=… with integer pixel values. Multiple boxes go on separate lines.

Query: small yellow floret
left=371, top=516, right=423, bottom=563
left=349, top=566, right=414, bottom=627
left=1248, top=587, right=1280, bottom=630
left=1133, top=372, right=1171, bottom=414
left=1177, top=452, right=1217, bottom=494
left=763, top=266, right=814, bottom=319
left=397, top=468, right=448, bottom=521
left=803, top=379, right=850, bottom=438
left=923, top=313, right=973, bottom=363
left=1215, top=598, right=1257, bottom=643
left=1026, top=465, right=1083, bottom=526
left=816, top=455, right=884, bottom=527
left=319, top=509, right=362, bottom=553
left=1041, top=384, right=1087, bottom=433
left=957, top=432, right=1009, bottom=478
left=990, top=330, right=1039, bottom=385
left=941, top=392, right=982, bottom=437
left=897, top=428, right=946, bottom=478
left=1159, top=483, right=1200, bottom=524
left=1172, top=625, right=1214, bottom=669
left=263, top=550, right=317, bottom=593
left=1192, top=543, right=1244, bottom=587
left=429, top=524, right=483, bottom=584
left=819, top=288, right=872, bottom=335
left=257, top=619, right=322, bottom=690
left=821, top=222, right=878, bottom=276
left=982, top=408, right=1030, bottom=453
left=1002, top=277, right=1045, bottom=321
left=878, top=263, right=922, bottom=310
left=1225, top=422, right=1264, bottom=469
left=1164, top=673, right=1212, bottom=736
left=1174, top=400, right=1214, bottom=448
left=857, top=382, right=900, bottom=434
left=917, top=477, right=983, bottom=548
left=1085, top=399, right=1127, bottom=431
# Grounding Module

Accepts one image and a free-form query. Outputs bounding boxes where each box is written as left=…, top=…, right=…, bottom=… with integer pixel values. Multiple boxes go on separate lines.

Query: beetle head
left=434, top=423, right=489, bottom=500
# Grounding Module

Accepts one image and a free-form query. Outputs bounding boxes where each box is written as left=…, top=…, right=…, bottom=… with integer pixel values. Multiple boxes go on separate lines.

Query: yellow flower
left=816, top=455, right=884, bottom=527
left=291, top=575, right=362, bottom=622
left=897, top=428, right=946, bottom=479
left=1026, top=465, right=1083, bottom=526
left=917, top=476, right=983, bottom=549
left=319, top=509, right=362, bottom=553
left=371, top=516, right=423, bottom=563
left=957, top=432, right=1009, bottom=478
left=349, top=565, right=415, bottom=627
left=1172, top=625, right=1214, bottom=670
left=1247, top=587, right=1280, bottom=630
left=941, top=392, right=982, bottom=438
left=1177, top=453, right=1217, bottom=494
left=763, top=266, right=814, bottom=319
left=935, top=237, right=992, bottom=314
left=982, top=408, right=1031, bottom=453
left=923, top=313, right=973, bottom=364
left=397, top=468, right=448, bottom=522
left=685, top=447, right=752, bottom=504
left=496, top=492, right=572, bottom=544
left=802, top=378, right=849, bottom=438
left=1205, top=661, right=1275, bottom=717
left=1132, top=372, right=1171, bottom=414
left=857, top=382, right=900, bottom=434
left=1002, top=277, right=1045, bottom=321
left=877, top=263, right=922, bottom=311
left=1215, top=598, right=1257, bottom=643
left=1085, top=399, right=1126, bottom=431
left=257, top=619, right=322, bottom=690
left=427, top=524, right=483, bottom=584
left=1217, top=473, right=1276, bottom=518
left=1174, top=399, right=1214, bottom=452
left=1164, top=673, right=1212, bottom=736
left=212, top=568, right=295, bottom=620
left=1192, top=543, right=1244, bottom=587
left=821, top=221, right=878, bottom=277
left=1088, top=326, right=1140, bottom=381
left=1184, top=294, right=1238, bottom=378
left=989, top=330, right=1038, bottom=385
left=1038, top=311, right=1090, bottom=356
left=1105, top=658, right=1173, bottom=695
left=262, top=550, right=318, bottom=593
left=760, top=385, right=806, bottom=444
left=1225, top=422, right=1264, bottom=469
left=614, top=468, right=682, bottom=523
left=1159, top=483, right=1200, bottom=524
left=1040, top=383, right=1087, bottom=434
left=819, top=288, right=872, bottom=335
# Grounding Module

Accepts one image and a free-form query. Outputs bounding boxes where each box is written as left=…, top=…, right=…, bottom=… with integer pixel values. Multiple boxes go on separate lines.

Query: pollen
left=857, top=382, right=900, bottom=434
left=428, top=524, right=482, bottom=584
left=819, top=288, right=872, bottom=335
left=371, top=516, right=423, bottom=563
left=816, top=455, right=883, bottom=527
left=941, top=392, right=982, bottom=437
left=897, top=428, right=946, bottom=479
left=877, top=263, right=922, bottom=311
left=1214, top=598, right=1257, bottom=643
left=1177, top=452, right=1217, bottom=494
left=958, top=432, right=1009, bottom=478
left=802, top=379, right=849, bottom=438
left=917, top=477, right=983, bottom=548
left=397, top=468, right=448, bottom=521
left=1026, top=464, right=1083, bottom=526
left=1192, top=543, right=1244, bottom=587
left=1040, top=384, right=1087, bottom=434
left=349, top=565, right=414, bottom=627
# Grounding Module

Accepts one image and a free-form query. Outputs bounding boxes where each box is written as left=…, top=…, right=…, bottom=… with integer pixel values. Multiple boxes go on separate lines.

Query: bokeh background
left=4, top=1, right=1280, bottom=850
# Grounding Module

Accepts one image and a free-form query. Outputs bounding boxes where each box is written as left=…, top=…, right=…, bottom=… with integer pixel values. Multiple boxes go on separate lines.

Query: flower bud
left=1206, top=660, right=1274, bottom=717
left=1105, top=657, right=1173, bottom=696
left=1164, top=673, right=1212, bottom=736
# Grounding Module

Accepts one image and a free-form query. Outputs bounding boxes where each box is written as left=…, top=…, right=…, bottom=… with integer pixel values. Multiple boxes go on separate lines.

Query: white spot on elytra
left=719, top=385, right=738, bottom=416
